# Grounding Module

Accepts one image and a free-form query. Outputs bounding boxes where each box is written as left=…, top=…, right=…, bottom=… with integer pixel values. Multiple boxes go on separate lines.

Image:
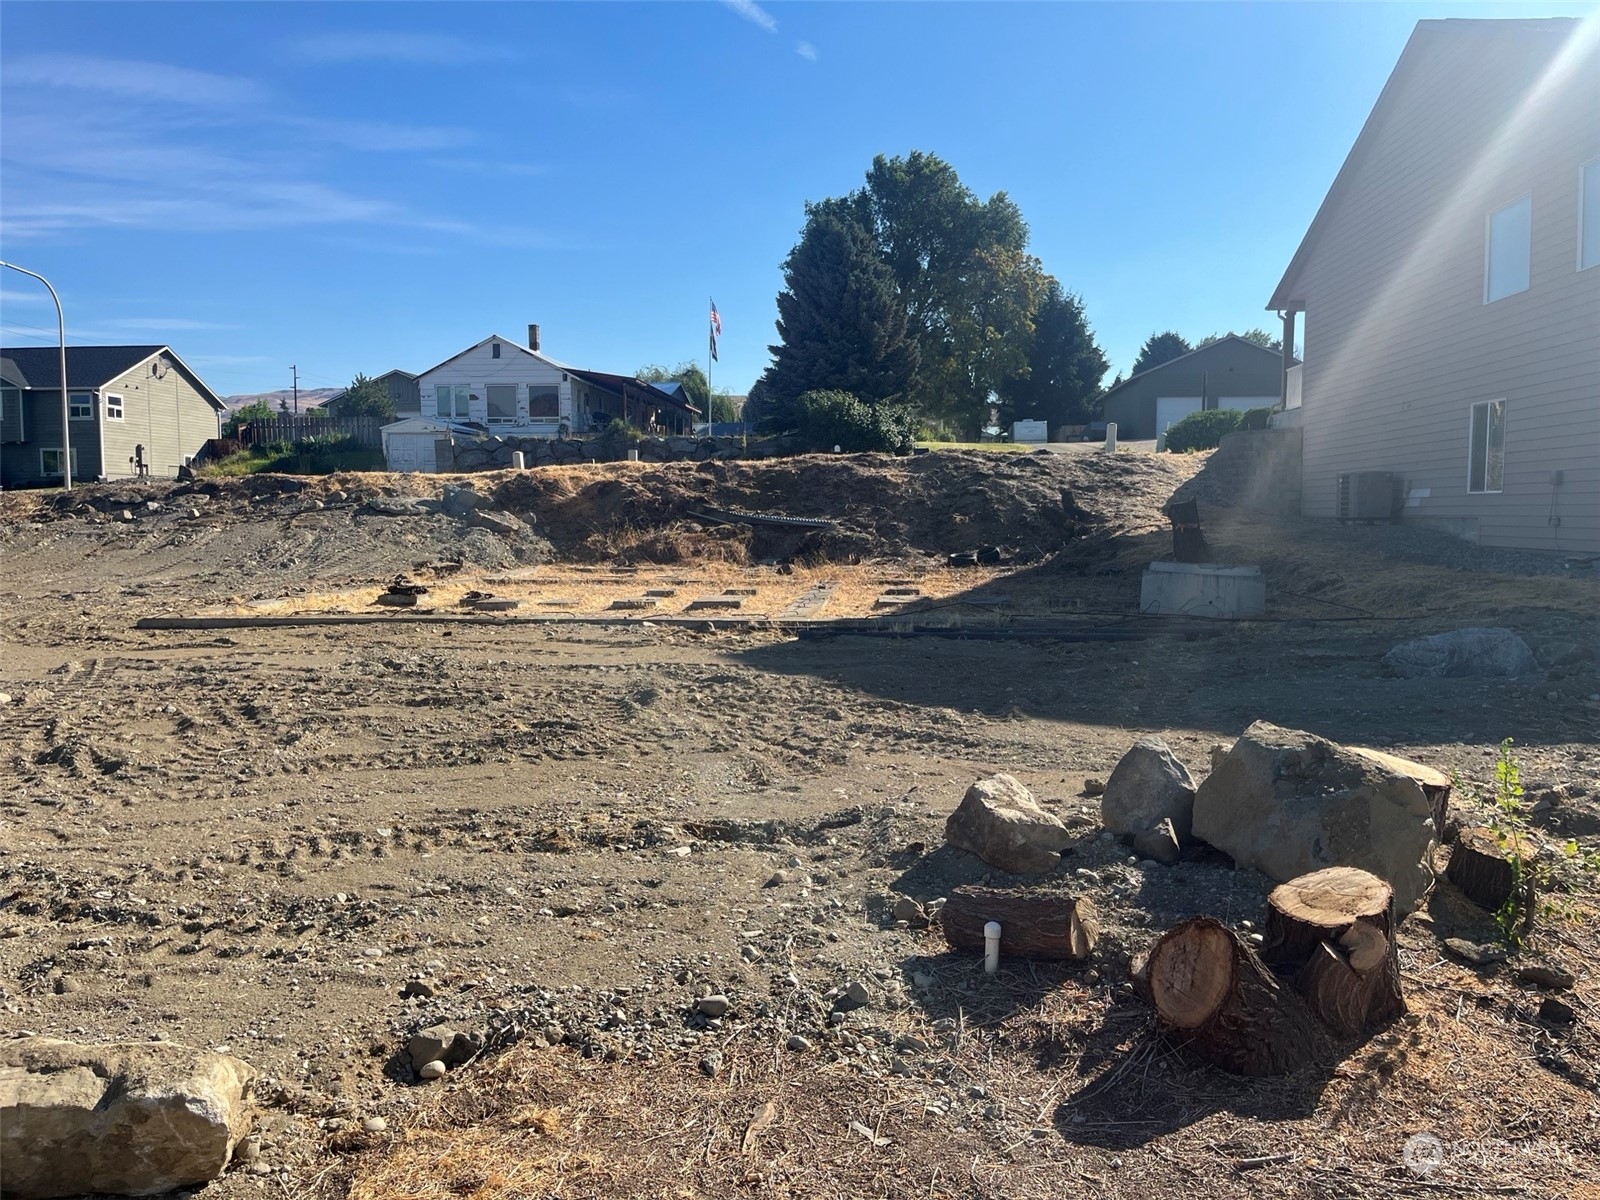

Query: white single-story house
left=414, top=326, right=697, bottom=439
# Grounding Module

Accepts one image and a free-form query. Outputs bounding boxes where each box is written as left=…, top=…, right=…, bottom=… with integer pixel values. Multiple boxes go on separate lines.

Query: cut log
left=1263, top=867, right=1405, bottom=1037
left=1445, top=826, right=1525, bottom=912
left=1143, top=916, right=1322, bottom=1076
left=940, top=886, right=1098, bottom=960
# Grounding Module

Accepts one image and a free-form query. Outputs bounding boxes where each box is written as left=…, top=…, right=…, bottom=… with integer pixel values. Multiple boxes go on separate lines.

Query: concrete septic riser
left=1139, top=562, right=1265, bottom=619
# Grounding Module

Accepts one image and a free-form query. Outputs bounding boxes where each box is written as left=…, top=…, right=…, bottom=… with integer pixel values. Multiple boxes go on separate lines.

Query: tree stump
left=1263, top=867, right=1405, bottom=1037
left=1350, top=747, right=1453, bottom=839
left=1445, top=826, right=1525, bottom=912
left=940, top=887, right=1098, bottom=960
left=1143, top=916, right=1321, bottom=1076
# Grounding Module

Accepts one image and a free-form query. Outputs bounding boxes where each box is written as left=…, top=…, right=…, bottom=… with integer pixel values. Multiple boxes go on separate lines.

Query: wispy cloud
left=98, top=317, right=241, bottom=332
left=283, top=31, right=518, bottom=66
left=2, top=54, right=265, bottom=107
left=0, top=55, right=544, bottom=248
left=796, top=42, right=818, bottom=61
left=722, top=0, right=779, bottom=35
left=0, top=288, right=56, bottom=307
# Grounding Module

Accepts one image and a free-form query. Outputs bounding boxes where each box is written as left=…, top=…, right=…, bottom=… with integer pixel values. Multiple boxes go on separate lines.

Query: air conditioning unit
left=1336, top=471, right=1398, bottom=521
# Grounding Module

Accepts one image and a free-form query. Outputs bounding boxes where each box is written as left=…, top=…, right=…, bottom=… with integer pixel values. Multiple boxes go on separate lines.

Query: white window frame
left=1581, top=159, right=1599, bottom=272
left=40, top=446, right=79, bottom=476
left=68, top=391, right=94, bottom=421
left=484, top=383, right=517, bottom=424
left=1484, top=194, right=1532, bottom=303
left=1467, top=399, right=1506, bottom=495
left=104, top=392, right=125, bottom=421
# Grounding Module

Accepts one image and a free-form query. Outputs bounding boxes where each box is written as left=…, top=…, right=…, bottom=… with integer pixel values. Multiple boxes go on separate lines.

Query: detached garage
left=381, top=417, right=457, bottom=473
left=1102, top=336, right=1289, bottom=440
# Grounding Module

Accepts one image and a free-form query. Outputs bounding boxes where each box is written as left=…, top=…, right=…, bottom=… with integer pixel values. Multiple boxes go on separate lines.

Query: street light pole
left=0, top=260, right=71, bottom=490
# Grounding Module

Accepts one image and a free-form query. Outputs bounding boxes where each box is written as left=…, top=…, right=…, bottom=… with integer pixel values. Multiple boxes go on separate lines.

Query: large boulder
left=945, top=774, right=1073, bottom=876
left=1191, top=721, right=1438, bottom=913
left=1100, top=737, right=1197, bottom=842
left=1382, top=627, right=1536, bottom=679
left=0, top=1038, right=254, bottom=1199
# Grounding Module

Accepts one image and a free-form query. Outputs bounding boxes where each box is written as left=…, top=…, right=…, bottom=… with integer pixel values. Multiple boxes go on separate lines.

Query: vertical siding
left=1102, top=341, right=1284, bottom=438
left=1295, top=27, right=1600, bottom=553
left=100, top=354, right=222, bottom=479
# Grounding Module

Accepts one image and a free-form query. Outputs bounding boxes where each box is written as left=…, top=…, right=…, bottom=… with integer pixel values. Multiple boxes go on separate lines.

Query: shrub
left=1241, top=406, right=1274, bottom=431
left=793, top=390, right=916, bottom=454
left=1164, top=408, right=1245, bottom=453
left=592, top=420, right=644, bottom=461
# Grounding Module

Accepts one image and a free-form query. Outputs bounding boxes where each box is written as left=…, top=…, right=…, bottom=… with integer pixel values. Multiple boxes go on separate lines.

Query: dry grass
left=338, top=940, right=1600, bottom=1200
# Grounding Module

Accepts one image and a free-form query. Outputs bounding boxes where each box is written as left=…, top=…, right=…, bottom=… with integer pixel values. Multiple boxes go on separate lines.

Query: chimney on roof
left=527, top=324, right=541, bottom=352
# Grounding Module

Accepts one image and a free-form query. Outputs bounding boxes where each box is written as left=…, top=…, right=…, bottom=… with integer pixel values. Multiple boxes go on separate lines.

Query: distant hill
left=222, top=388, right=341, bottom=411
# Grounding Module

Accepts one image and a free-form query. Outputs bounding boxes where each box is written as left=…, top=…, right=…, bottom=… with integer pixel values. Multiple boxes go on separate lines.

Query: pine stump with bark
left=1445, top=826, right=1526, bottom=912
left=940, top=887, right=1098, bottom=960
left=1139, top=916, right=1321, bottom=1076
left=1263, top=867, right=1406, bottom=1037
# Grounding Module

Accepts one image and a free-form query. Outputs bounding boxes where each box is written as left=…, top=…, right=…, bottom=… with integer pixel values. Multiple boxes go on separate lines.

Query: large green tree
left=998, top=281, right=1109, bottom=428
left=1131, top=331, right=1193, bottom=376
left=1198, top=328, right=1293, bottom=356
left=336, top=373, right=396, bottom=420
left=636, top=362, right=739, bottom=423
left=857, top=152, right=1043, bottom=430
left=758, top=208, right=920, bottom=428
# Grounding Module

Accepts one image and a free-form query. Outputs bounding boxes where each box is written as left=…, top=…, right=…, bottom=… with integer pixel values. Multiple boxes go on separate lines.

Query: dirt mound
left=485, top=450, right=1200, bottom=564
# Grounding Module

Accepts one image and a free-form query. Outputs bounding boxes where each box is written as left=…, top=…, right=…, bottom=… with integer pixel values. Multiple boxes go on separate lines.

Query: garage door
left=1156, top=397, right=1202, bottom=433
left=386, top=435, right=436, bottom=474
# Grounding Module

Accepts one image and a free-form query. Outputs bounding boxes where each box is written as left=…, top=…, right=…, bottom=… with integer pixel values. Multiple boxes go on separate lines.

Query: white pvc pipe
left=983, top=921, right=1001, bottom=975
left=1104, top=422, right=1118, bottom=454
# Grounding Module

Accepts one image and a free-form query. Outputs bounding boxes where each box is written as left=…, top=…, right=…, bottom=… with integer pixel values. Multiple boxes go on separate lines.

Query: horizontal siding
left=1103, top=341, right=1283, bottom=439
left=101, top=354, right=222, bottom=479
left=1296, top=26, right=1600, bottom=553
left=416, top=340, right=570, bottom=426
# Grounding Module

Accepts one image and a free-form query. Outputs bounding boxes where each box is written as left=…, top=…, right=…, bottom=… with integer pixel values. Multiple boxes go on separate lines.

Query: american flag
left=709, top=299, right=722, bottom=362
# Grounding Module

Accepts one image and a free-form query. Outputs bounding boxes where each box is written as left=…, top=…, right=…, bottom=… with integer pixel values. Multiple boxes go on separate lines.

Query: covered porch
left=566, top=370, right=699, bottom=435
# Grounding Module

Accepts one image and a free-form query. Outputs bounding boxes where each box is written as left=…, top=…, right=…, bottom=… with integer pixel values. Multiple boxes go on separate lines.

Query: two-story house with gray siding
left=0, top=345, right=226, bottom=487
left=1268, top=18, right=1600, bottom=553
left=1100, top=336, right=1286, bottom=441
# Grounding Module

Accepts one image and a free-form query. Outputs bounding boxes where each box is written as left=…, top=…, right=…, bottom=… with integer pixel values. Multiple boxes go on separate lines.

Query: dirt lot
left=2, top=450, right=1598, bottom=1199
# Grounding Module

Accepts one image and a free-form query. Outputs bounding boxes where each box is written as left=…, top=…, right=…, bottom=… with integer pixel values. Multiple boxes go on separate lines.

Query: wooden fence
left=235, top=414, right=384, bottom=449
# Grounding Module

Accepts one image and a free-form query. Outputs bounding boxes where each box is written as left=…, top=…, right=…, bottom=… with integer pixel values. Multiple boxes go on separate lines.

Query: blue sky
left=1, top=1, right=1592, bottom=398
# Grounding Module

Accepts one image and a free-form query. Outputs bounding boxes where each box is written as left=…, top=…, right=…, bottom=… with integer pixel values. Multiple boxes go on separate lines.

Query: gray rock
left=407, top=1024, right=455, bottom=1071
left=786, top=1035, right=812, bottom=1052
left=1382, top=627, right=1537, bottom=679
left=1516, top=964, right=1576, bottom=990
left=418, top=1060, right=447, bottom=1080
left=1209, top=741, right=1233, bottom=771
left=361, top=1116, right=387, bottom=1133
left=0, top=1037, right=254, bottom=1200
left=695, top=995, right=730, bottom=1018
left=366, top=497, right=430, bottom=517
left=1131, top=818, right=1182, bottom=865
left=1101, top=737, right=1197, bottom=842
left=945, top=774, right=1073, bottom=876
left=469, top=509, right=525, bottom=536
left=891, top=896, right=928, bottom=926
left=839, top=980, right=871, bottom=1010
left=1443, top=938, right=1507, bottom=967
left=440, top=484, right=481, bottom=517
left=1191, top=721, right=1438, bottom=913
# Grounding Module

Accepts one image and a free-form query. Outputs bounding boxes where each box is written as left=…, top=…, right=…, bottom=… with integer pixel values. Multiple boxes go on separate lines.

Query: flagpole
left=706, top=296, right=713, bottom=437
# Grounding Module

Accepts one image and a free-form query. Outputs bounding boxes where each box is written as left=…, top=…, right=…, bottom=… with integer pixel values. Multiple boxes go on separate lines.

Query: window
left=528, top=386, right=559, bottom=418
left=456, top=386, right=475, bottom=419
left=69, top=392, right=94, bottom=420
left=104, top=393, right=124, bottom=421
left=435, top=384, right=452, bottom=418
left=486, top=384, right=517, bottom=422
left=1468, top=399, right=1506, bottom=494
left=491, top=342, right=501, bottom=359
left=1485, top=195, right=1531, bottom=302
left=40, top=447, right=79, bottom=476
left=1581, top=160, right=1599, bottom=271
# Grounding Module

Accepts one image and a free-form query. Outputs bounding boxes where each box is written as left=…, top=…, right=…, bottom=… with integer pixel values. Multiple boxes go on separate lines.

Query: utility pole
left=292, top=365, right=299, bottom=414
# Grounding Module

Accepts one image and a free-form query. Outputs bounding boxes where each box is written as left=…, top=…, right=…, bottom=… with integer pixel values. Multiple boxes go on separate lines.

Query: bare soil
left=1, top=450, right=1597, bottom=1200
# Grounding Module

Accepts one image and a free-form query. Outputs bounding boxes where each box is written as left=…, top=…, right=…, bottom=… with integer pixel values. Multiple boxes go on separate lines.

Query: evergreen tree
left=761, top=208, right=920, bottom=428
left=337, top=373, right=396, bottom=420
left=998, top=280, right=1109, bottom=429
left=1131, top=331, right=1192, bottom=376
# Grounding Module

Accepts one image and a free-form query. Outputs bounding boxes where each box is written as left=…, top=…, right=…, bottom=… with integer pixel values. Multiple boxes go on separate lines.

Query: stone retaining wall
left=444, top=434, right=801, bottom=473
